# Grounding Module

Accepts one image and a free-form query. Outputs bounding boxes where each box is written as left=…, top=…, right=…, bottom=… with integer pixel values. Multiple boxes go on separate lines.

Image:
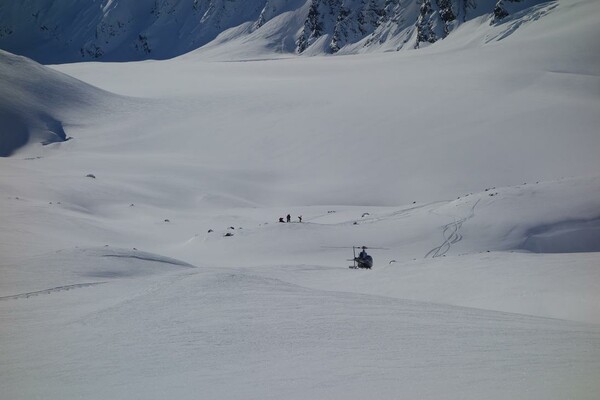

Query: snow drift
left=0, top=247, right=195, bottom=298
left=0, top=50, right=115, bottom=156
left=521, top=218, right=600, bottom=253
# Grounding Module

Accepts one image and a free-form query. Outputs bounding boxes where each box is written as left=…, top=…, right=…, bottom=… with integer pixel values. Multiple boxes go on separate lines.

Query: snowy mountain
left=1, top=0, right=600, bottom=398
left=1, top=0, right=547, bottom=62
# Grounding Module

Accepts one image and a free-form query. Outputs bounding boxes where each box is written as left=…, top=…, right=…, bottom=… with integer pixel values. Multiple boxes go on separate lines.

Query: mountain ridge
left=0, top=0, right=548, bottom=63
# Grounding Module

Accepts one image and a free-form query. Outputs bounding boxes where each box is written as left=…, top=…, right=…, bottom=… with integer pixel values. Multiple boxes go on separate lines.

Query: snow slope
left=0, top=50, right=121, bottom=156
left=51, top=0, right=600, bottom=206
left=2, top=261, right=599, bottom=400
left=1, top=0, right=600, bottom=398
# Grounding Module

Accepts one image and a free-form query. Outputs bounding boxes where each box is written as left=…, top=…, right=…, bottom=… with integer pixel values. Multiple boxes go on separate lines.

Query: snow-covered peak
left=0, top=0, right=551, bottom=63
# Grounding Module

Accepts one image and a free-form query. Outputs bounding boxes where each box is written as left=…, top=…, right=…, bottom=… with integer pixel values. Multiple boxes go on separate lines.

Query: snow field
left=1, top=0, right=600, bottom=398
left=2, top=256, right=600, bottom=400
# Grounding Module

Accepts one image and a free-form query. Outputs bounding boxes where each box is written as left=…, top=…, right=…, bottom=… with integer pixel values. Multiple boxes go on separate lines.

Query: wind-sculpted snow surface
left=0, top=50, right=119, bottom=156
left=0, top=0, right=556, bottom=62
left=2, top=262, right=600, bottom=400
left=0, top=247, right=195, bottom=298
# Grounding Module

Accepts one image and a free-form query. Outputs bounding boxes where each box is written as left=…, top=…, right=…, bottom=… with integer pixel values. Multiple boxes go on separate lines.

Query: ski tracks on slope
left=0, top=282, right=106, bottom=301
left=425, top=199, right=480, bottom=258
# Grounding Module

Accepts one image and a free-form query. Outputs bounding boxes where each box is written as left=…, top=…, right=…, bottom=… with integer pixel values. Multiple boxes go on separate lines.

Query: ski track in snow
left=425, top=199, right=480, bottom=258
left=305, top=202, right=438, bottom=226
left=0, top=282, right=106, bottom=301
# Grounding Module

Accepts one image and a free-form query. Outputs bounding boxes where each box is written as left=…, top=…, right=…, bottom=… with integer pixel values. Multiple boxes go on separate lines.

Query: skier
left=286, top=214, right=291, bottom=223
left=298, top=215, right=302, bottom=223
left=279, top=217, right=285, bottom=223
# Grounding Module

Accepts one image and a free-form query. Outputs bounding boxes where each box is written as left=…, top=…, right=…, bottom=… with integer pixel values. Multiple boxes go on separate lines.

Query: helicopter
left=322, top=245, right=387, bottom=269
left=350, top=246, right=374, bottom=269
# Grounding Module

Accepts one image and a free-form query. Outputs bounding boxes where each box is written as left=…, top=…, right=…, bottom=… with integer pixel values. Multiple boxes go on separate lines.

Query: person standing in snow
left=286, top=214, right=291, bottom=223
left=298, top=215, right=302, bottom=223
left=359, top=247, right=368, bottom=260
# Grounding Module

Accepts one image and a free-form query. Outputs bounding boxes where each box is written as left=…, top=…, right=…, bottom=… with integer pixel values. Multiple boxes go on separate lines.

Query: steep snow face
left=0, top=0, right=269, bottom=63
left=0, top=0, right=553, bottom=62
left=0, top=50, right=118, bottom=156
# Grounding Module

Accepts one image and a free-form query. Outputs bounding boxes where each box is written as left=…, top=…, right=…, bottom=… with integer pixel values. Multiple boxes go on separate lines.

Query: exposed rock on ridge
left=0, top=0, right=550, bottom=63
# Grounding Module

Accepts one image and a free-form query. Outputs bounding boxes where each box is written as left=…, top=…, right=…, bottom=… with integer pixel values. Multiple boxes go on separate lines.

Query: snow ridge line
left=101, top=254, right=195, bottom=267
left=0, top=282, right=106, bottom=301
left=425, top=199, right=480, bottom=258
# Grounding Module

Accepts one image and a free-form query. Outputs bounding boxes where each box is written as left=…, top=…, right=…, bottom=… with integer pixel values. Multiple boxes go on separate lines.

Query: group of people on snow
left=278, top=214, right=302, bottom=223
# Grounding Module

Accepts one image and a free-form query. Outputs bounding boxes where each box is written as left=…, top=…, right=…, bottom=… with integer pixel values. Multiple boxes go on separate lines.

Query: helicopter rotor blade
left=320, top=246, right=389, bottom=250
